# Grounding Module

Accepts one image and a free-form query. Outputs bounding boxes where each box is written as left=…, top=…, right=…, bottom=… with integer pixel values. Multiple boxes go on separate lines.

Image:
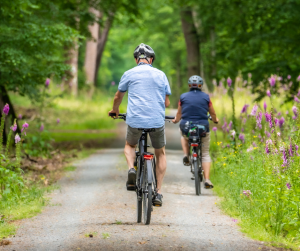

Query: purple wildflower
left=294, top=96, right=300, bottom=103
left=269, top=77, right=276, bottom=87
left=297, top=90, right=300, bottom=97
left=22, top=122, right=29, bottom=128
left=241, top=104, right=249, bottom=114
left=40, top=124, right=44, bottom=132
left=277, top=132, right=281, bottom=137
left=10, top=123, right=17, bottom=132
left=232, top=218, right=238, bottom=223
left=241, top=127, right=245, bottom=132
left=297, top=75, right=300, bottom=82
left=263, top=101, right=267, bottom=112
left=226, top=144, right=230, bottom=148
left=286, top=183, right=291, bottom=190
left=277, top=112, right=281, bottom=116
left=289, top=143, right=294, bottom=156
left=278, top=117, right=285, bottom=128
left=231, top=130, right=236, bottom=138
left=15, top=134, right=21, bottom=144
left=242, top=190, right=252, bottom=197
left=212, top=127, right=217, bottom=132
left=3, top=104, right=9, bottom=116
left=266, top=90, right=271, bottom=97
left=292, top=106, right=298, bottom=117
left=282, top=149, right=288, bottom=167
left=18, top=114, right=22, bottom=119
left=256, top=112, right=263, bottom=129
left=265, top=113, right=273, bottom=128
left=239, top=133, right=245, bottom=143
left=287, top=75, right=291, bottom=80
left=247, top=146, right=253, bottom=152
left=57, top=118, right=60, bottom=124
left=45, top=78, right=50, bottom=87
left=253, top=142, right=257, bottom=147
left=274, top=118, right=279, bottom=126
left=286, top=111, right=289, bottom=115
left=265, top=145, right=270, bottom=154
left=227, top=77, right=232, bottom=87
left=250, top=104, right=258, bottom=116
left=228, top=121, right=233, bottom=130
left=222, top=121, right=227, bottom=132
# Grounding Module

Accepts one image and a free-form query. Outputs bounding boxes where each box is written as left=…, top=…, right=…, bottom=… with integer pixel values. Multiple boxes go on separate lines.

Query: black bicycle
left=187, top=115, right=217, bottom=195
left=109, top=113, right=174, bottom=225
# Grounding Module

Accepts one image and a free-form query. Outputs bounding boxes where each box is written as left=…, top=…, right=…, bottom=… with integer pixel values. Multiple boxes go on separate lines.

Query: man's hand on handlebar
left=108, top=109, right=119, bottom=118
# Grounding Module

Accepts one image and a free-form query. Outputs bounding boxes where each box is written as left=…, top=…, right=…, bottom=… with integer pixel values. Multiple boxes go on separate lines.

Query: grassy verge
left=0, top=148, right=96, bottom=239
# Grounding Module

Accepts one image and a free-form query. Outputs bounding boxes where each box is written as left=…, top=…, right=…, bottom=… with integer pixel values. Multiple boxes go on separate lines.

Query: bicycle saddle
left=138, top=128, right=156, bottom=132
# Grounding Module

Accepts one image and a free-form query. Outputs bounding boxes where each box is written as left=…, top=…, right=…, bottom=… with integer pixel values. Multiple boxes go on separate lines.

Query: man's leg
left=154, top=147, right=166, bottom=194
left=124, top=141, right=136, bottom=170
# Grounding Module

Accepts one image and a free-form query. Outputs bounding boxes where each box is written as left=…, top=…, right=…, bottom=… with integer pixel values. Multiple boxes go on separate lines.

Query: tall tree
left=84, top=8, right=100, bottom=86
left=180, top=8, right=200, bottom=77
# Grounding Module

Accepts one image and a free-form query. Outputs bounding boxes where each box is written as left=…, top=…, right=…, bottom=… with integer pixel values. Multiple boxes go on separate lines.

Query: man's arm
left=165, top=95, right=170, bottom=107
left=108, top=91, right=126, bottom=118
left=172, top=103, right=182, bottom=124
left=208, top=103, right=219, bottom=123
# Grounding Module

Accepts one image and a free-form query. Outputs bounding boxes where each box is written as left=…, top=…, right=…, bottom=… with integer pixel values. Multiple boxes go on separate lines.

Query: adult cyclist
left=108, top=43, right=171, bottom=206
left=172, top=75, right=218, bottom=188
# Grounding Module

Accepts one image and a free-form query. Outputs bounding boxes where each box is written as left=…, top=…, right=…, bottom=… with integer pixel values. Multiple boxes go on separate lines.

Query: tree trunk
left=64, top=40, right=79, bottom=96
left=210, top=26, right=216, bottom=78
left=180, top=9, right=200, bottom=77
left=94, top=14, right=114, bottom=85
left=84, top=8, right=100, bottom=86
left=0, top=86, right=21, bottom=144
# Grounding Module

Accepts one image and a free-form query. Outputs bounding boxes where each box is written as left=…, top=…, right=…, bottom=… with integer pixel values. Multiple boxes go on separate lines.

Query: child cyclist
left=172, top=75, right=219, bottom=188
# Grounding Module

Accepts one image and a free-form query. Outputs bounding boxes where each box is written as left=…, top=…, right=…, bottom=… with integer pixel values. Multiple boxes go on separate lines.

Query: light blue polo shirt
left=118, top=63, right=171, bottom=129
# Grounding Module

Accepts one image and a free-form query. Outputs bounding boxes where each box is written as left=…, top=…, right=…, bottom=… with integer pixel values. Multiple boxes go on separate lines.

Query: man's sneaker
left=191, top=173, right=195, bottom=180
left=183, top=156, right=190, bottom=166
left=152, top=193, right=163, bottom=207
left=126, top=168, right=136, bottom=191
left=204, top=179, right=214, bottom=189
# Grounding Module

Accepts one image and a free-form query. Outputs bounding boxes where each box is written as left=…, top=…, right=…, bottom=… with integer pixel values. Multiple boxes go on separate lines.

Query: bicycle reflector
left=193, top=153, right=198, bottom=157
left=144, top=154, right=154, bottom=160
left=191, top=143, right=198, bottom=146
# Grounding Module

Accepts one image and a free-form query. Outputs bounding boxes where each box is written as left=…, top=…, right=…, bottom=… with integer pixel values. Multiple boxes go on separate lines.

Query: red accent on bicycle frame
left=144, top=154, right=154, bottom=160
left=191, top=143, right=198, bottom=146
left=193, top=153, right=198, bottom=157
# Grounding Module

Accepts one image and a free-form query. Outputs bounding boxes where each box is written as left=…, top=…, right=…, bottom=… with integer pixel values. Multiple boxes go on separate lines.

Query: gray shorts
left=126, top=125, right=166, bottom=149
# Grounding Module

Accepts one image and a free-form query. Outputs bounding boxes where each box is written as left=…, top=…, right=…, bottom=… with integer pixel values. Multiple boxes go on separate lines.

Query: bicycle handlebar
left=208, top=114, right=218, bottom=124
left=109, top=113, right=175, bottom=120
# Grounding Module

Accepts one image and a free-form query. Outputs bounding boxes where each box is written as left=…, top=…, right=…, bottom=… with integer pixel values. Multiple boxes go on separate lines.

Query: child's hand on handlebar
left=214, top=118, right=219, bottom=124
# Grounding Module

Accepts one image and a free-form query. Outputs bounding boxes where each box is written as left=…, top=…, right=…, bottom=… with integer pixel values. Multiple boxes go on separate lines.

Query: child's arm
left=172, top=103, right=182, bottom=124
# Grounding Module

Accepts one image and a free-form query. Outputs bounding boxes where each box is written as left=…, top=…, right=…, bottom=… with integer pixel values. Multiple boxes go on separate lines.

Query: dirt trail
left=1, top=121, right=279, bottom=251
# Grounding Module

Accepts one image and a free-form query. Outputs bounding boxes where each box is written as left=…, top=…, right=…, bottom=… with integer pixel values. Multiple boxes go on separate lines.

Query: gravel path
left=1, top=122, right=278, bottom=251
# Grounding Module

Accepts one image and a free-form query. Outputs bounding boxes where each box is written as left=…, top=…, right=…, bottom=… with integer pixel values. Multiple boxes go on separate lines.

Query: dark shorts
left=126, top=125, right=166, bottom=149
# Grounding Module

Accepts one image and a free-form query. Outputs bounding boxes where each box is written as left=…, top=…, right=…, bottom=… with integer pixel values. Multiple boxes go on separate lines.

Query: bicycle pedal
left=126, top=183, right=136, bottom=191
left=153, top=203, right=162, bottom=207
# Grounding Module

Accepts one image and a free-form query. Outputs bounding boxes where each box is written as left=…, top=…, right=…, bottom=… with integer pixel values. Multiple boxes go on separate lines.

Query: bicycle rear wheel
left=136, top=156, right=142, bottom=223
left=143, top=159, right=153, bottom=225
left=193, top=159, right=201, bottom=195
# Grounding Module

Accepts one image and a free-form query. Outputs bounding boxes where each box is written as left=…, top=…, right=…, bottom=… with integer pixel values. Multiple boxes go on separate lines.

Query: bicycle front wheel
left=143, top=159, right=153, bottom=225
left=193, top=159, right=201, bottom=195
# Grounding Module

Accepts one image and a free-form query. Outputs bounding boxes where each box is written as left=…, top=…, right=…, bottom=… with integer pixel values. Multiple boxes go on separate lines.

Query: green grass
left=102, top=232, right=110, bottom=239
left=64, top=165, right=77, bottom=172
left=50, top=132, right=115, bottom=142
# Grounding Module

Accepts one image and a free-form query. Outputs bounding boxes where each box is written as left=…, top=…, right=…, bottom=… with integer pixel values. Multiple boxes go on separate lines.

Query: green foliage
left=0, top=0, right=81, bottom=98
left=23, top=131, right=53, bottom=157
left=193, top=0, right=300, bottom=96
left=97, top=0, right=187, bottom=105
left=211, top=84, right=300, bottom=247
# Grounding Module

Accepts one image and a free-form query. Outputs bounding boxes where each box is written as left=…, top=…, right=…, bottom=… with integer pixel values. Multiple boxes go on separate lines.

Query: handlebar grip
left=109, top=112, right=116, bottom=117
left=165, top=116, right=175, bottom=120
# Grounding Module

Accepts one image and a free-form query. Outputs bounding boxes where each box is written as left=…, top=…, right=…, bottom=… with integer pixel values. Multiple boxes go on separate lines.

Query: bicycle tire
left=137, top=193, right=142, bottom=223
left=193, top=159, right=201, bottom=195
left=143, top=160, right=153, bottom=225
left=136, top=156, right=142, bottom=223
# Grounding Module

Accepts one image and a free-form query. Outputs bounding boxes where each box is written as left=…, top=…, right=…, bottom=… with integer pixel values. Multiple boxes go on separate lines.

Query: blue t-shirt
left=118, top=63, right=171, bottom=128
left=179, top=89, right=211, bottom=132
